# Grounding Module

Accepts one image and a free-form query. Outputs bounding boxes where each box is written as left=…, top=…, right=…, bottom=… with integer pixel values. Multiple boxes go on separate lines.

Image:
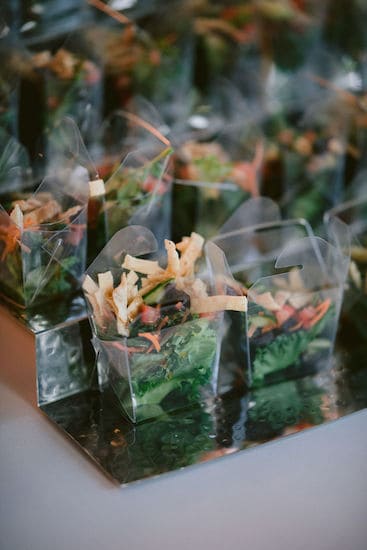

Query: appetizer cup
left=211, top=198, right=349, bottom=387
left=30, top=37, right=102, bottom=143
left=246, top=236, right=348, bottom=387
left=0, top=168, right=89, bottom=308
left=83, top=226, right=247, bottom=423
left=0, top=118, right=94, bottom=308
left=172, top=130, right=263, bottom=240
left=93, top=110, right=173, bottom=252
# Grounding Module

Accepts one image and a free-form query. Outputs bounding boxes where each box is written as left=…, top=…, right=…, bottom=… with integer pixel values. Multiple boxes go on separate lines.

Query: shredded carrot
left=307, top=298, right=331, bottom=328
left=111, top=341, right=145, bottom=353
left=119, top=110, right=171, bottom=146
left=87, top=0, right=133, bottom=26
left=157, top=315, right=169, bottom=331
left=138, top=332, right=161, bottom=352
left=0, top=225, right=21, bottom=260
left=261, top=322, right=278, bottom=334
left=289, top=320, right=304, bottom=332
left=289, top=298, right=331, bottom=331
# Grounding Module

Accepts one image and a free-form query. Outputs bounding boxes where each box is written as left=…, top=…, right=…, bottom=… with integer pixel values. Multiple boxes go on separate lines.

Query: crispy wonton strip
left=58, top=205, right=83, bottom=222
left=127, top=295, right=143, bottom=321
left=23, top=200, right=62, bottom=226
left=190, top=295, right=247, bottom=314
left=288, top=292, right=312, bottom=309
left=165, top=239, right=180, bottom=275
left=288, top=268, right=305, bottom=291
left=122, top=255, right=164, bottom=275
left=9, top=204, right=24, bottom=229
left=176, top=236, right=190, bottom=253
left=112, top=273, right=128, bottom=335
left=12, top=198, right=43, bottom=212
left=179, top=232, right=204, bottom=277
left=82, top=274, right=99, bottom=295
left=251, top=291, right=281, bottom=311
left=98, top=271, right=114, bottom=293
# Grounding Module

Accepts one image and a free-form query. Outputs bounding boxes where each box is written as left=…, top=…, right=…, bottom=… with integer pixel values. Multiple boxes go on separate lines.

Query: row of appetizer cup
left=0, top=117, right=366, bottom=424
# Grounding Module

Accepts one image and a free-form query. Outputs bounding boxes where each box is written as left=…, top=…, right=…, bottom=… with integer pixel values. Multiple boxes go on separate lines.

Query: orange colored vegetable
left=0, top=224, right=21, bottom=260
left=138, top=332, right=161, bottom=352
left=306, top=298, right=331, bottom=328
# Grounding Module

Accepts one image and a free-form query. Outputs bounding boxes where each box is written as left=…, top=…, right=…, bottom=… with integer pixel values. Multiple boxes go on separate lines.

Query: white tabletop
left=1, top=308, right=367, bottom=550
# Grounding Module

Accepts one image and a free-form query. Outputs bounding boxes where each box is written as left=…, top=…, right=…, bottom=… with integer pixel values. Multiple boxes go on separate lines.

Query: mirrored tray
left=2, top=295, right=367, bottom=486
left=40, top=359, right=367, bottom=486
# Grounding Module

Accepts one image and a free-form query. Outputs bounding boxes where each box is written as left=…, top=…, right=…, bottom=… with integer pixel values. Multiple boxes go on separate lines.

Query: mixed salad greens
left=247, top=268, right=336, bottom=387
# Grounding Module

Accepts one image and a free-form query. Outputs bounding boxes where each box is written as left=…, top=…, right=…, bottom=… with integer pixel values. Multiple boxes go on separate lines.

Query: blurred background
left=0, top=0, right=366, bottom=218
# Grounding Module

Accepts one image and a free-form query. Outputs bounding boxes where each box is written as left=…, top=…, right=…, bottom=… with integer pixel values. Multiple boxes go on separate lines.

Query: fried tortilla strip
left=126, top=270, right=138, bottom=287
left=83, top=275, right=107, bottom=328
left=126, top=270, right=139, bottom=302
left=98, top=271, right=114, bottom=294
left=165, top=239, right=180, bottom=275
left=23, top=200, right=62, bottom=226
left=251, top=291, right=281, bottom=311
left=9, top=204, right=24, bottom=229
left=112, top=272, right=129, bottom=336
left=179, top=232, right=204, bottom=277
left=176, top=236, right=190, bottom=253
left=127, top=295, right=143, bottom=321
left=288, top=268, right=305, bottom=291
left=122, top=254, right=164, bottom=276
left=288, top=292, right=312, bottom=309
left=94, top=271, right=114, bottom=323
left=176, top=276, right=208, bottom=300
left=82, top=274, right=99, bottom=295
left=190, top=294, right=247, bottom=314
left=59, top=205, right=83, bottom=223
left=12, top=198, right=43, bottom=212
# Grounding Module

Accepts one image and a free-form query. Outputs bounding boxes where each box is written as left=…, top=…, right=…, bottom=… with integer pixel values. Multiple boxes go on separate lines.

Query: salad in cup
left=83, top=226, right=247, bottom=423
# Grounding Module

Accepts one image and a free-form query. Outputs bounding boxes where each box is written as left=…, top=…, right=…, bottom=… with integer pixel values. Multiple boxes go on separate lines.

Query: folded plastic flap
left=99, top=107, right=171, bottom=163
left=0, top=130, right=31, bottom=191
left=274, top=236, right=348, bottom=289
left=219, top=197, right=281, bottom=235
left=45, top=116, right=99, bottom=199
left=85, top=225, right=158, bottom=281
left=205, top=240, right=240, bottom=295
